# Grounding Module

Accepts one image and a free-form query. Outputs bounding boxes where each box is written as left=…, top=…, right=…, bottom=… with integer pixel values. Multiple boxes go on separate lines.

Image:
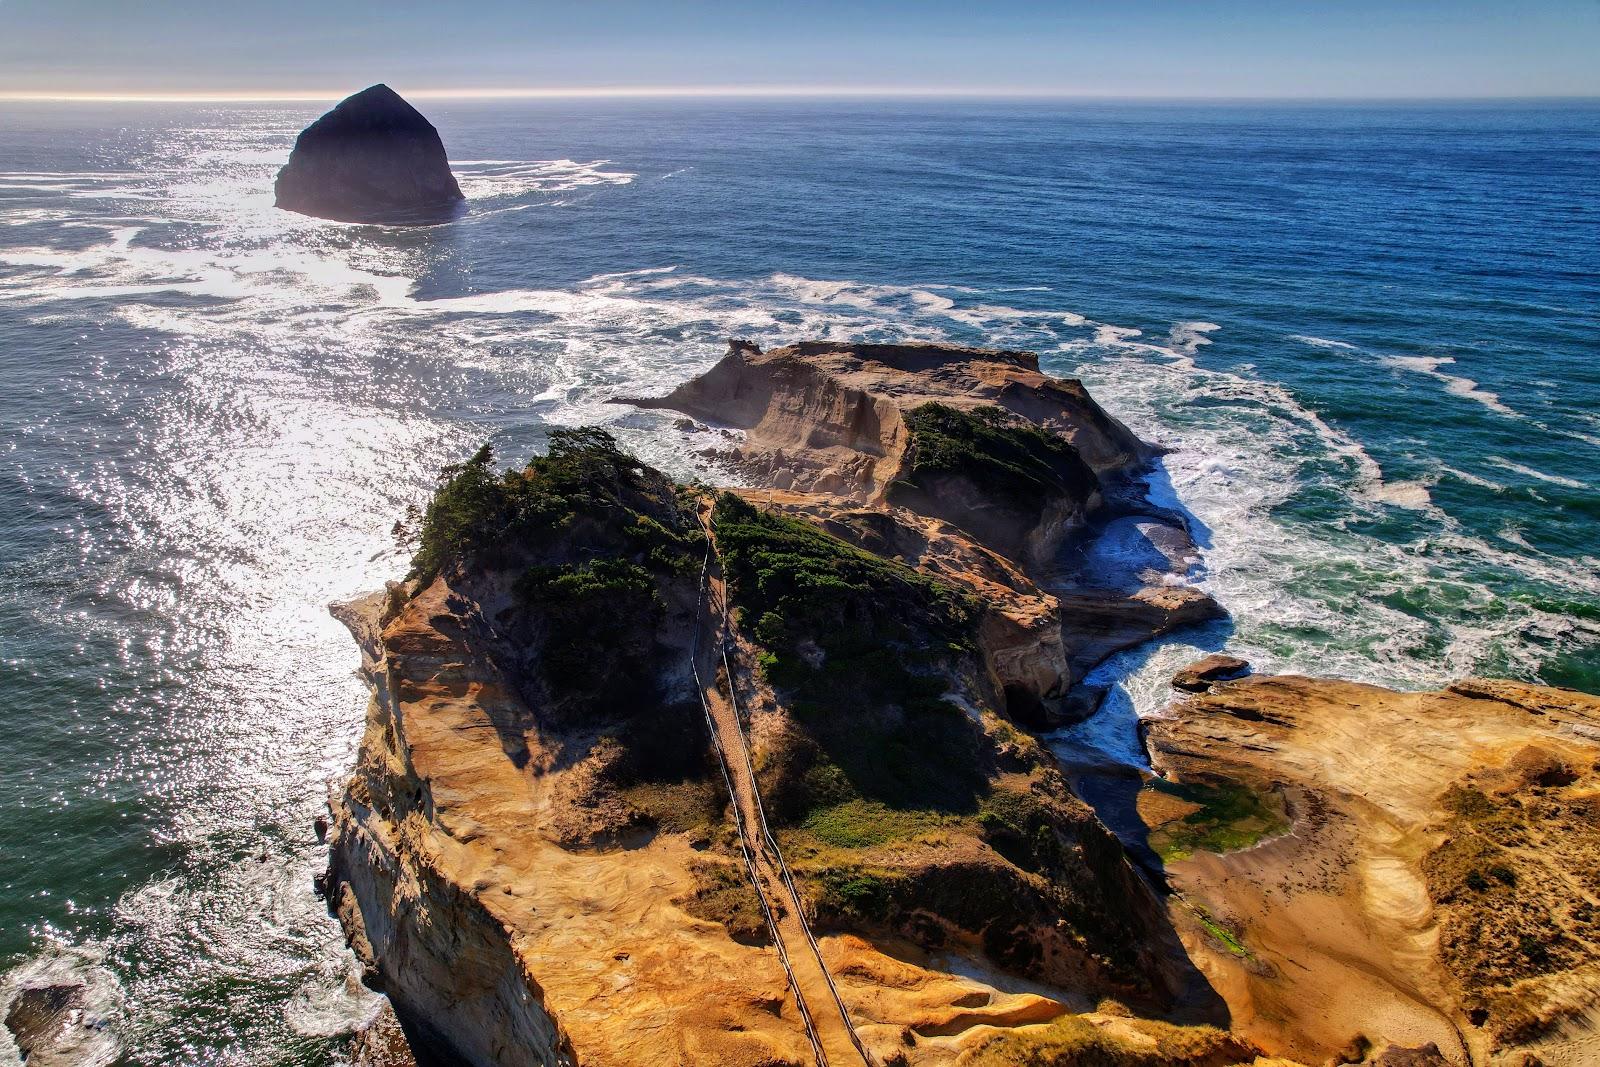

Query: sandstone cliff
left=322, top=337, right=1600, bottom=1067
left=627, top=340, right=1221, bottom=723
left=322, top=350, right=1262, bottom=1066
left=1140, top=667, right=1600, bottom=1067
left=275, top=84, right=464, bottom=224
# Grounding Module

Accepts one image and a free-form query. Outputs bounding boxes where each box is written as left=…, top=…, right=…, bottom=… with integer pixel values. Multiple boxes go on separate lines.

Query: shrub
left=408, top=428, right=692, bottom=584
left=894, top=403, right=1097, bottom=513
left=516, top=559, right=662, bottom=709
left=712, top=492, right=987, bottom=818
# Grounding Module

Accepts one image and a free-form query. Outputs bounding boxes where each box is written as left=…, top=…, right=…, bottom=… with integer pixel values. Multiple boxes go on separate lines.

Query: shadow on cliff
left=1046, top=456, right=1238, bottom=1022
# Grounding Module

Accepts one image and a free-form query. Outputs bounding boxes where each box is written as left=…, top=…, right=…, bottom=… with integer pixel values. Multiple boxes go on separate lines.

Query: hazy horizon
left=6, top=88, right=1600, bottom=104
left=3, top=0, right=1599, bottom=101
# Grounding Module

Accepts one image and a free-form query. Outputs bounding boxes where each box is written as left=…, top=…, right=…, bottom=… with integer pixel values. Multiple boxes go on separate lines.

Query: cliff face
left=322, top=351, right=1254, bottom=1067
left=321, top=337, right=1600, bottom=1067
left=1140, top=669, right=1600, bottom=1067
left=274, top=84, right=464, bottom=224
left=628, top=340, right=1220, bottom=721
left=629, top=341, right=1147, bottom=533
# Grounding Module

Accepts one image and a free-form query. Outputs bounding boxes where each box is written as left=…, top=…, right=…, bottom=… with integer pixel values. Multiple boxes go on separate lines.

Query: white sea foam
left=452, top=159, right=637, bottom=200
left=1382, top=354, right=1520, bottom=418
left=1487, top=456, right=1588, bottom=490
left=1288, top=334, right=1359, bottom=350
left=1166, top=320, right=1220, bottom=354
left=1439, top=464, right=1506, bottom=491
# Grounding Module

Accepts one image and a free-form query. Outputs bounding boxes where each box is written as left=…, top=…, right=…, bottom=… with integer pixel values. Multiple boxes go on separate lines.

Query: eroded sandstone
left=1141, top=673, right=1600, bottom=1067
left=323, top=350, right=1250, bottom=1066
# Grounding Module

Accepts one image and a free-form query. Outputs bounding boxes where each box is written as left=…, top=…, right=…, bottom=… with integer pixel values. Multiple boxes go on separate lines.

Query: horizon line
left=3, top=85, right=1599, bottom=104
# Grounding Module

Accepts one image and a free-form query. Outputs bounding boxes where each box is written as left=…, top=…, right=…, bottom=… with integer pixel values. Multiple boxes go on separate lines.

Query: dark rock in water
left=274, top=84, right=464, bottom=224
left=1171, top=653, right=1250, bottom=692
left=1057, top=681, right=1111, bottom=724
left=350, top=1001, right=418, bottom=1067
left=5, top=983, right=84, bottom=1061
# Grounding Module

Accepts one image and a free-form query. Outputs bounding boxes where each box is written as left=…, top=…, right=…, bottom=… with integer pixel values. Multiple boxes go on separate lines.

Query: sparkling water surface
left=1, top=98, right=1596, bottom=1064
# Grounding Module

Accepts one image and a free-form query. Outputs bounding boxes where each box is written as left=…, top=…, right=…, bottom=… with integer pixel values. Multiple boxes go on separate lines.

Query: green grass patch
left=1192, top=906, right=1250, bottom=958
left=1146, top=777, right=1288, bottom=863
left=801, top=800, right=967, bottom=849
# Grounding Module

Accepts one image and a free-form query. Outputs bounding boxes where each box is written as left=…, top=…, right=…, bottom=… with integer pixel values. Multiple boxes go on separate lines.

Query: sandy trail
left=695, top=519, right=872, bottom=1067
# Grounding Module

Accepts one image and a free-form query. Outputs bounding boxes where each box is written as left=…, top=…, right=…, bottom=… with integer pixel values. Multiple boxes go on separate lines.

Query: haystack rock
left=274, top=84, right=464, bottom=224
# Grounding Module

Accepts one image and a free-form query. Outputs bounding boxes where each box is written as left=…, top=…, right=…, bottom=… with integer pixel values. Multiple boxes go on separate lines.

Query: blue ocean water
left=0, top=98, right=1596, bottom=1063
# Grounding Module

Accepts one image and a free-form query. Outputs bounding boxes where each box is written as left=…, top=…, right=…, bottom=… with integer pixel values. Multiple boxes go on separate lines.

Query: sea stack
left=274, top=84, right=464, bottom=224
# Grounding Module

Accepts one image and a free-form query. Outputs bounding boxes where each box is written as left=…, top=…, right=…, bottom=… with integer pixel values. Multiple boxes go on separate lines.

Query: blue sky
left=2, top=0, right=1598, bottom=99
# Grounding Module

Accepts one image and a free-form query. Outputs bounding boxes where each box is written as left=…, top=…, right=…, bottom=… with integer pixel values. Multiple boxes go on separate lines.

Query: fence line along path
left=690, top=510, right=874, bottom=1067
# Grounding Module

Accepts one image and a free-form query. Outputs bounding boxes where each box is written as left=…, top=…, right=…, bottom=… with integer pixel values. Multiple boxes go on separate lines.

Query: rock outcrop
left=322, top=355, right=1248, bottom=1067
left=627, top=340, right=1221, bottom=722
left=628, top=340, right=1149, bottom=554
left=1140, top=673, right=1600, bottom=1066
left=1171, top=654, right=1251, bottom=692
left=274, top=84, right=464, bottom=224
left=323, top=336, right=1600, bottom=1067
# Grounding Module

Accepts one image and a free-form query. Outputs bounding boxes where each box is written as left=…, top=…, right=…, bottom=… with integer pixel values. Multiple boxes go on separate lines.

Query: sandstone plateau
left=1141, top=668, right=1600, bottom=1067
left=274, top=84, right=464, bottom=224
left=320, top=339, right=1600, bottom=1067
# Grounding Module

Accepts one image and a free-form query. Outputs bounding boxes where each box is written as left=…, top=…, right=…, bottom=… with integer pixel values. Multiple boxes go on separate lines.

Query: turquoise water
left=0, top=99, right=1596, bottom=1063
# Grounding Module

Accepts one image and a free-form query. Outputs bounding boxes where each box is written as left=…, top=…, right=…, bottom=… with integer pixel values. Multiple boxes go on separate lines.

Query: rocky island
left=274, top=84, right=464, bottom=225
left=323, top=341, right=1600, bottom=1067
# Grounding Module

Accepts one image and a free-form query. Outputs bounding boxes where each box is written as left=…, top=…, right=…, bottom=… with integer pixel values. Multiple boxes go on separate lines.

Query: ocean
left=1, top=98, right=1596, bottom=1064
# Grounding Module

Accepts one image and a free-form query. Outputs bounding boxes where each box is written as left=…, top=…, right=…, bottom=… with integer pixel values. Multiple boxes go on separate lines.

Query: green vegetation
left=811, top=867, right=903, bottom=924
left=516, top=558, right=661, bottom=698
left=712, top=491, right=975, bottom=664
left=401, top=429, right=708, bottom=719
left=713, top=492, right=985, bottom=814
left=1144, top=777, right=1288, bottom=863
left=893, top=403, right=1097, bottom=512
left=977, top=789, right=1066, bottom=874
left=801, top=799, right=966, bottom=849
left=1191, top=906, right=1250, bottom=958
left=406, top=428, right=701, bottom=584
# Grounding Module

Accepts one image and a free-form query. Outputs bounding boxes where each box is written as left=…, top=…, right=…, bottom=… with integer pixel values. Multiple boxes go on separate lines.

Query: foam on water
left=0, top=943, right=124, bottom=1067
left=1382, top=354, right=1521, bottom=418
left=1487, top=456, right=1589, bottom=490
left=451, top=158, right=637, bottom=200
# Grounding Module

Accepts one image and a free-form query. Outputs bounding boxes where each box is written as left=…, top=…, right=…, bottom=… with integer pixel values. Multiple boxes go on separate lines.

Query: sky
left=1, top=0, right=1598, bottom=100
